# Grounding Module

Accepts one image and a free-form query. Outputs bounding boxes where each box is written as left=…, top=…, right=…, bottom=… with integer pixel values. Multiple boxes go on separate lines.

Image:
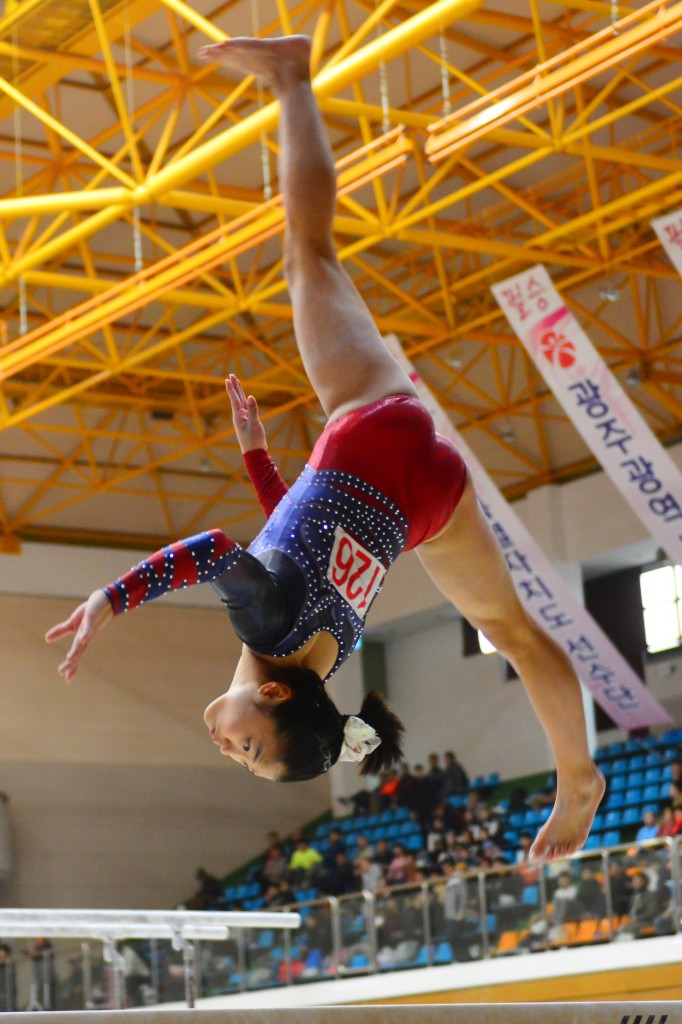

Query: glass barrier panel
left=196, top=938, right=243, bottom=998
left=605, top=837, right=677, bottom=942
left=290, top=899, right=335, bottom=983
left=429, top=869, right=484, bottom=964
left=489, top=858, right=544, bottom=956
left=336, top=892, right=373, bottom=975
left=375, top=882, right=426, bottom=970
left=541, top=851, right=608, bottom=951
left=240, top=925, right=286, bottom=991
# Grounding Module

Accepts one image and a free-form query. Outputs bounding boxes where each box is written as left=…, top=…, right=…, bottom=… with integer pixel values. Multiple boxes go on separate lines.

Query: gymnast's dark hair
left=265, top=665, right=404, bottom=783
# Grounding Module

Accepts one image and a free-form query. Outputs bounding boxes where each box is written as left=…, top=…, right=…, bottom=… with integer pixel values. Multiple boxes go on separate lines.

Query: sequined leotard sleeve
left=102, top=528, right=303, bottom=650
left=243, top=448, right=289, bottom=517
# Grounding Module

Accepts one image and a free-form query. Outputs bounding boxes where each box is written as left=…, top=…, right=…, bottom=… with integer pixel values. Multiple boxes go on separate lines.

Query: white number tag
left=327, top=526, right=386, bottom=619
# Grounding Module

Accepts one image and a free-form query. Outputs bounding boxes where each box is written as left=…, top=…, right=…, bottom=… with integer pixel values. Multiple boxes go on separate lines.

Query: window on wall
left=639, top=564, right=682, bottom=654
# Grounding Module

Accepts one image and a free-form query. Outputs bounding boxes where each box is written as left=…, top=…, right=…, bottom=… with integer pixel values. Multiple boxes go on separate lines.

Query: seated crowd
left=195, top=739, right=682, bottom=938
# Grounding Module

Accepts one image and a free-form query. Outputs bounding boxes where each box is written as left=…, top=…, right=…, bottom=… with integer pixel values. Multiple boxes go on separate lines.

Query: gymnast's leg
left=198, top=35, right=416, bottom=420
left=416, top=476, right=605, bottom=862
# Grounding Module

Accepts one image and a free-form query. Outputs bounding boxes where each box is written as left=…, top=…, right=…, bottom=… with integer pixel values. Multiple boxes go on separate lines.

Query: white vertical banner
left=491, top=265, right=682, bottom=565
left=652, top=208, right=682, bottom=277
left=384, top=334, right=671, bottom=730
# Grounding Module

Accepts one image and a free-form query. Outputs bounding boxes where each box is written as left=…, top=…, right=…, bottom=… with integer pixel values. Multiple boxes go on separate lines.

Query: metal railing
left=0, top=837, right=678, bottom=1010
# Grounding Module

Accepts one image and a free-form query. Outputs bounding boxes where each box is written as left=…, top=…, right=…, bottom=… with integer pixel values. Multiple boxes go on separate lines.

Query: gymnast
left=45, top=35, right=604, bottom=861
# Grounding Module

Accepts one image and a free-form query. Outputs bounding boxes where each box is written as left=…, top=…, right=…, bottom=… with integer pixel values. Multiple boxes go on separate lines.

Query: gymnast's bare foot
left=529, top=762, right=605, bottom=862
left=197, top=35, right=312, bottom=91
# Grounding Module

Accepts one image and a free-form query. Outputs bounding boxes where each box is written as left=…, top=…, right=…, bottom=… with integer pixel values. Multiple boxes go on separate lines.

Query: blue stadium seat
left=472, top=775, right=486, bottom=789
left=644, top=767, right=663, bottom=785
left=523, top=810, right=541, bottom=827
left=349, top=952, right=370, bottom=969
left=663, top=764, right=674, bottom=781
left=645, top=752, right=662, bottom=768
left=434, top=941, right=454, bottom=964
left=583, top=834, right=601, bottom=850
left=604, top=810, right=623, bottom=830
left=624, top=788, right=643, bottom=806
left=610, top=774, right=626, bottom=791
left=394, top=806, right=410, bottom=821
left=628, top=754, right=645, bottom=770
left=621, top=807, right=640, bottom=827
left=627, top=771, right=644, bottom=788
left=602, top=829, right=621, bottom=846
left=591, top=813, right=605, bottom=832
left=608, top=742, right=626, bottom=758
left=486, top=772, right=501, bottom=787
left=521, top=885, right=539, bottom=905
left=660, top=727, right=682, bottom=746
left=643, top=784, right=661, bottom=804
left=406, top=833, right=423, bottom=852
left=611, top=758, right=628, bottom=775
left=509, top=813, right=525, bottom=829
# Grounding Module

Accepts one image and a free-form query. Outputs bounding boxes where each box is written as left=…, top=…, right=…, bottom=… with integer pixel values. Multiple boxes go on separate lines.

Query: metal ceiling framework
left=0, top=0, right=681, bottom=551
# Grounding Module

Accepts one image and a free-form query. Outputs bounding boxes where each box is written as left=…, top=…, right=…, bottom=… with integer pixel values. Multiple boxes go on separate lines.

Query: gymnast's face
left=203, top=680, right=291, bottom=781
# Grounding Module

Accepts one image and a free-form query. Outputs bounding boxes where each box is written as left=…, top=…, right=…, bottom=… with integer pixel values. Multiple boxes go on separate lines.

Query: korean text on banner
left=384, top=334, right=670, bottom=730
left=491, top=265, right=682, bottom=566
left=652, top=208, right=682, bottom=278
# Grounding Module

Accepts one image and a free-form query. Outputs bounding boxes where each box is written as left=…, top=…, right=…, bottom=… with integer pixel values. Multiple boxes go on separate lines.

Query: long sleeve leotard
left=102, top=448, right=407, bottom=680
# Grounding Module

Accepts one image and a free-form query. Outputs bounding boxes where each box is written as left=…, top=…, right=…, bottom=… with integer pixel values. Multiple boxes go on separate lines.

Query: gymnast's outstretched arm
left=45, top=529, right=292, bottom=681
left=227, top=374, right=289, bottom=517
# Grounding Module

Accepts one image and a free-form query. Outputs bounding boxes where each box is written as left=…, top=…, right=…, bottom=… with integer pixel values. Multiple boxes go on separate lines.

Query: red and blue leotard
left=103, top=395, right=467, bottom=680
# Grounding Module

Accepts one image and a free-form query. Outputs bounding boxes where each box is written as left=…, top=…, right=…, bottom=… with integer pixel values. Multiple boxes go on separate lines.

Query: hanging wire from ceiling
left=124, top=12, right=143, bottom=274
left=251, top=0, right=273, bottom=200
left=11, top=26, right=27, bottom=336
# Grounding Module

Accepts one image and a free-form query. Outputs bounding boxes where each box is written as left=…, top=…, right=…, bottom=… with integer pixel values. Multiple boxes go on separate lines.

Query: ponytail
left=355, top=692, right=404, bottom=777
left=265, top=666, right=404, bottom=782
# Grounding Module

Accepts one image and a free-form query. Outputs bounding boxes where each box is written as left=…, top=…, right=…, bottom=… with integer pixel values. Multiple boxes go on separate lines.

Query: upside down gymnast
left=45, top=34, right=605, bottom=861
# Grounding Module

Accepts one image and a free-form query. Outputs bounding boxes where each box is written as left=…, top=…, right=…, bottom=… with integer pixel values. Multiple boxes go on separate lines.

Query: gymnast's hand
left=44, top=589, right=114, bottom=683
left=226, top=374, right=267, bottom=454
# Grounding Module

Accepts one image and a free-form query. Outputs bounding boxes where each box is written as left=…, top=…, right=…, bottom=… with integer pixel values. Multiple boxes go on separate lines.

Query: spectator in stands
left=442, top=750, right=470, bottom=798
left=636, top=810, right=660, bottom=843
left=337, top=785, right=373, bottom=816
left=320, top=851, right=355, bottom=896
left=607, top=862, right=631, bottom=917
left=352, top=834, right=375, bottom=868
left=466, top=791, right=482, bottom=820
left=265, top=878, right=296, bottom=907
left=395, top=762, right=417, bottom=809
left=514, top=832, right=533, bottom=865
left=548, top=871, right=580, bottom=939
left=671, top=808, right=682, bottom=835
left=474, top=805, right=501, bottom=840
left=616, top=872, right=659, bottom=940
left=288, top=837, right=323, bottom=885
left=657, top=806, right=676, bottom=837
left=357, top=854, right=383, bottom=894
left=410, top=763, right=440, bottom=828
left=189, top=867, right=223, bottom=909
left=669, top=781, right=682, bottom=810
left=576, top=865, right=605, bottom=919
left=442, top=858, right=481, bottom=960
left=377, top=769, right=400, bottom=809
left=386, top=843, right=414, bottom=886
left=26, top=938, right=56, bottom=1009
left=427, top=815, right=448, bottom=854
left=485, top=857, right=523, bottom=914
left=323, top=828, right=347, bottom=869
left=426, top=753, right=445, bottom=801
left=374, top=839, right=393, bottom=868
left=0, top=943, right=15, bottom=1013
left=261, top=844, right=289, bottom=888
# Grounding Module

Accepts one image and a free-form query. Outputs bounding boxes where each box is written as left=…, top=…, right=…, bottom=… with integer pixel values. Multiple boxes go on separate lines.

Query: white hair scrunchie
left=338, top=715, right=382, bottom=764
